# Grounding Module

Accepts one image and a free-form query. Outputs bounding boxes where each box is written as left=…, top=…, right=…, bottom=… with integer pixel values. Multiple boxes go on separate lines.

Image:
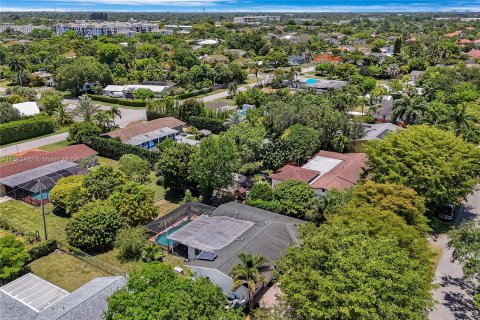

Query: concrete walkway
left=429, top=189, right=480, bottom=320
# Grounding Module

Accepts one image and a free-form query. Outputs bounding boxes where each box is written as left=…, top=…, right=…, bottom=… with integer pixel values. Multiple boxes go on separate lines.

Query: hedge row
left=0, top=116, right=55, bottom=145
left=89, top=95, right=146, bottom=108
left=175, top=88, right=212, bottom=100
left=27, top=240, right=58, bottom=262
left=189, top=116, right=226, bottom=134
left=87, top=136, right=161, bottom=167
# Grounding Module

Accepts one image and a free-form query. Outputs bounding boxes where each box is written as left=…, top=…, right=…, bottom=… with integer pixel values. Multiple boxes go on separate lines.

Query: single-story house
left=12, top=101, right=40, bottom=116
left=198, top=39, right=219, bottom=46
left=351, top=123, right=403, bottom=152
left=205, top=101, right=237, bottom=112
left=165, top=202, right=303, bottom=304
left=0, top=144, right=97, bottom=204
left=102, top=117, right=185, bottom=150
left=269, top=150, right=367, bottom=195
left=288, top=79, right=347, bottom=93
left=0, top=273, right=126, bottom=320
left=103, top=83, right=174, bottom=98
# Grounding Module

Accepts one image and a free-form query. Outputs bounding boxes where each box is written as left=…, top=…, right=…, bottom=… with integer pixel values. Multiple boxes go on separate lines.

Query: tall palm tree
left=74, top=95, right=100, bottom=122
left=107, top=105, right=122, bottom=127
left=229, top=252, right=270, bottom=311
left=227, top=82, right=238, bottom=98
left=51, top=104, right=73, bottom=127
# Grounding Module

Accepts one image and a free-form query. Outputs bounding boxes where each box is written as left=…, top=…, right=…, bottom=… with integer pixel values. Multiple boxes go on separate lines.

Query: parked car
left=438, top=204, right=455, bottom=221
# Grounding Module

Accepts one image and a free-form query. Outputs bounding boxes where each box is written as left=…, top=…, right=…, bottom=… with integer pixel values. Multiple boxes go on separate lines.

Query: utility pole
left=39, top=179, right=48, bottom=240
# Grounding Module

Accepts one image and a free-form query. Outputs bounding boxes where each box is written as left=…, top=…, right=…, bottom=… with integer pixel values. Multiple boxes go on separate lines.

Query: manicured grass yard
left=0, top=200, right=69, bottom=242
left=28, top=251, right=111, bottom=291
left=39, top=140, right=71, bottom=151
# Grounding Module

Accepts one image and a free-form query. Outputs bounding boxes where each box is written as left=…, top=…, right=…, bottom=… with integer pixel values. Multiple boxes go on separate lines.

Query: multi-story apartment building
left=233, top=16, right=281, bottom=24
left=0, top=24, right=49, bottom=34
left=54, top=21, right=165, bottom=37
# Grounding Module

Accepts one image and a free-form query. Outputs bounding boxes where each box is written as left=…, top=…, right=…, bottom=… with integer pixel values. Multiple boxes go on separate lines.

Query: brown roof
left=269, top=164, right=319, bottom=184
left=467, top=50, right=480, bottom=59
left=0, top=144, right=97, bottom=178
left=309, top=151, right=367, bottom=191
left=446, top=30, right=462, bottom=38
left=106, top=117, right=185, bottom=142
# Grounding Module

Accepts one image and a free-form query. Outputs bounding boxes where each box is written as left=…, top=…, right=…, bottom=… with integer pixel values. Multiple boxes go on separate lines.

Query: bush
left=66, top=201, right=123, bottom=253
left=87, top=136, right=161, bottom=167
left=118, top=154, right=150, bottom=184
left=175, top=88, right=212, bottom=100
left=67, top=122, right=102, bottom=144
left=245, top=198, right=283, bottom=213
left=132, top=88, right=154, bottom=100
left=0, top=116, right=54, bottom=145
left=50, top=175, right=89, bottom=215
left=115, top=227, right=146, bottom=261
left=189, top=116, right=225, bottom=133
left=89, top=94, right=146, bottom=108
left=0, top=235, right=30, bottom=282
left=27, top=240, right=57, bottom=262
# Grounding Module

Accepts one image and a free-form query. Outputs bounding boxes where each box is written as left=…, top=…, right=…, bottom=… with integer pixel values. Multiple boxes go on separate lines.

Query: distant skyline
left=2, top=0, right=480, bottom=13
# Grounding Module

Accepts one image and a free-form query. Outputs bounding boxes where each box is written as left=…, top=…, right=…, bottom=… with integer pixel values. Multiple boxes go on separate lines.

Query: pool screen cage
left=144, top=202, right=215, bottom=235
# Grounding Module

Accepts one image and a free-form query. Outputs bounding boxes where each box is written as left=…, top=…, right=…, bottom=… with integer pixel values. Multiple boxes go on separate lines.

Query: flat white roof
left=12, top=101, right=40, bottom=116
left=302, top=156, right=342, bottom=177
left=0, top=273, right=68, bottom=312
left=103, top=85, right=126, bottom=92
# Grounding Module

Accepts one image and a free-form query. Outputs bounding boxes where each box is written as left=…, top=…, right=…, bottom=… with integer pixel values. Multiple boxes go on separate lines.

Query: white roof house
left=198, top=39, right=218, bottom=45
left=13, top=102, right=40, bottom=116
left=103, top=84, right=170, bottom=95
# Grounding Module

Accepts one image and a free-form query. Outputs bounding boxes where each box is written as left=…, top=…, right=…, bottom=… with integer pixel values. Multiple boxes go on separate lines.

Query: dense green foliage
left=87, top=136, right=161, bottom=167
left=50, top=175, right=89, bottom=215
left=118, top=154, right=150, bottom=184
left=0, top=115, right=54, bottom=145
left=66, top=201, right=122, bottom=253
left=67, top=121, right=102, bottom=144
left=26, top=240, right=57, bottom=262
left=115, top=227, right=147, bottom=261
left=105, top=263, right=243, bottom=320
left=0, top=102, right=22, bottom=124
left=189, top=116, right=226, bottom=133
left=365, top=125, right=480, bottom=208
left=90, top=94, right=146, bottom=108
left=109, top=182, right=158, bottom=226
left=84, top=166, right=126, bottom=200
left=0, top=235, right=30, bottom=283
left=278, top=206, right=434, bottom=319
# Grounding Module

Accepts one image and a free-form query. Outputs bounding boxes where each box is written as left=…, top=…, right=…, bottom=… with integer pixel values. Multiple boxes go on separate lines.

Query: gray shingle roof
left=359, top=123, right=403, bottom=141
left=186, top=202, right=304, bottom=275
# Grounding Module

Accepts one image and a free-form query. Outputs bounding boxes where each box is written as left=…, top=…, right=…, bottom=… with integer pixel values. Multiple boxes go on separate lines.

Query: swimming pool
left=31, top=190, right=50, bottom=201
left=156, top=221, right=191, bottom=246
left=305, top=78, right=319, bottom=85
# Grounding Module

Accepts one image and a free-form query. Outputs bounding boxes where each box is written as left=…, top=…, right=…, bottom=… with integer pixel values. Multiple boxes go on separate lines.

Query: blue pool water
left=156, top=221, right=191, bottom=246
left=305, top=78, right=319, bottom=85
left=238, top=110, right=247, bottom=117
left=31, top=190, right=50, bottom=200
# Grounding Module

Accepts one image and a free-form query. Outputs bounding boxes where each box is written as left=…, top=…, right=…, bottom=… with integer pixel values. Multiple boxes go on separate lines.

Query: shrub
left=0, top=116, right=54, bottom=145
left=66, top=201, right=122, bottom=253
left=141, top=244, right=163, bottom=262
left=50, top=175, right=89, bottom=215
left=132, top=88, right=154, bottom=100
left=0, top=235, right=30, bottom=282
left=189, top=116, right=225, bottom=133
left=118, top=154, right=150, bottom=184
left=67, top=122, right=102, bottom=144
left=89, top=94, right=146, bottom=108
left=87, top=136, right=160, bottom=167
left=27, top=240, right=57, bottom=262
left=175, top=87, right=212, bottom=100
left=115, top=227, right=147, bottom=261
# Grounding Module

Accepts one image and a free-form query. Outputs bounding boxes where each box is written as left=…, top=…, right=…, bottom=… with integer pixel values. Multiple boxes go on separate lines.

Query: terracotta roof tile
left=0, top=144, right=97, bottom=178
left=269, top=164, right=319, bottom=184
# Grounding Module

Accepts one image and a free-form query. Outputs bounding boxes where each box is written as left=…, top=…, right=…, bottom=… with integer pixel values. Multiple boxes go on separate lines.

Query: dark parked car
left=438, top=204, right=455, bottom=221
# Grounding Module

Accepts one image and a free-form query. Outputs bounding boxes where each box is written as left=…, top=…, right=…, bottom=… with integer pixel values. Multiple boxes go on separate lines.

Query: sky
left=1, top=0, right=480, bottom=13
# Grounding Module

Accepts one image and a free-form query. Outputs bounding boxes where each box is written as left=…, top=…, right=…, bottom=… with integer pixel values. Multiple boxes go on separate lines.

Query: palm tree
left=107, top=105, right=122, bottom=127
left=229, top=252, right=270, bottom=311
left=51, top=104, right=73, bottom=127
left=94, top=110, right=113, bottom=132
left=448, top=103, right=478, bottom=138
left=74, top=95, right=100, bottom=122
left=392, top=94, right=428, bottom=124
left=224, top=112, right=241, bottom=128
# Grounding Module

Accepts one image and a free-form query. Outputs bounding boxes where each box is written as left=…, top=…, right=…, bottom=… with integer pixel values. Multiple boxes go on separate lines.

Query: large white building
left=54, top=21, right=166, bottom=38
left=233, top=16, right=281, bottom=24
left=0, top=24, right=48, bottom=34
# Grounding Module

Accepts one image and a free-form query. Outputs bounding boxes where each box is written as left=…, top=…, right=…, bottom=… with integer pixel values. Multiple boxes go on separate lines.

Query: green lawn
left=28, top=251, right=111, bottom=291
left=39, top=140, right=71, bottom=151
left=0, top=200, right=69, bottom=242
left=0, top=80, right=12, bottom=88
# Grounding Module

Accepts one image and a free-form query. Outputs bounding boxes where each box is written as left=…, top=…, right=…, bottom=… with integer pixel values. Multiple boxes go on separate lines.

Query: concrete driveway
left=429, top=189, right=480, bottom=320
